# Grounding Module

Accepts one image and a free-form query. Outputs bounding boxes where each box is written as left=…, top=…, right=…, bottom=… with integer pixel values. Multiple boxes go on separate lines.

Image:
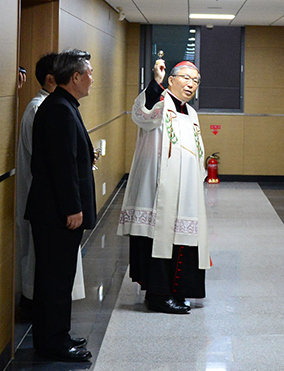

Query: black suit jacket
left=25, top=86, right=96, bottom=230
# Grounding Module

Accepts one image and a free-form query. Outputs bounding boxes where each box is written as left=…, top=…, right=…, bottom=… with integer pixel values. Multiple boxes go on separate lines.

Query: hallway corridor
left=8, top=181, right=284, bottom=371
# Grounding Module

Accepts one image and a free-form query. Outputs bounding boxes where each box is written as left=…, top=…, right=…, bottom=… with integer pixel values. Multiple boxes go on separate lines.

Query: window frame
left=139, top=25, right=245, bottom=113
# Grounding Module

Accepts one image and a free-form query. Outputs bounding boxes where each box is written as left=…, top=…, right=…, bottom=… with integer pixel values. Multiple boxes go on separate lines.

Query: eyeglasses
left=172, top=74, right=200, bottom=85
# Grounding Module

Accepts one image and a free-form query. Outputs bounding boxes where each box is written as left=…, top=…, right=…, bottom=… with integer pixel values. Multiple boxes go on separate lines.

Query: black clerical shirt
left=145, top=79, right=188, bottom=115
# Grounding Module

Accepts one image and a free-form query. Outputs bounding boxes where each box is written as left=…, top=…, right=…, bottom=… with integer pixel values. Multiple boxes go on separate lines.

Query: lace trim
left=119, top=209, right=198, bottom=235
left=174, top=218, right=198, bottom=234
left=133, top=100, right=163, bottom=121
left=119, top=209, right=156, bottom=227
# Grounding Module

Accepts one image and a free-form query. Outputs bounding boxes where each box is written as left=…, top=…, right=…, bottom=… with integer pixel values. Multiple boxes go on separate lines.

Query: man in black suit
left=25, top=49, right=96, bottom=362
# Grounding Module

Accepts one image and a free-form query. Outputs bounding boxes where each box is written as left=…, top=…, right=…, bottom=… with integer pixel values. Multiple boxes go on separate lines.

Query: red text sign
left=210, top=125, right=221, bottom=135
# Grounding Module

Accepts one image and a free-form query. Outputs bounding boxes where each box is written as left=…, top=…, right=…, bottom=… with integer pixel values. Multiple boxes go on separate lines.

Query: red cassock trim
left=172, top=246, right=185, bottom=292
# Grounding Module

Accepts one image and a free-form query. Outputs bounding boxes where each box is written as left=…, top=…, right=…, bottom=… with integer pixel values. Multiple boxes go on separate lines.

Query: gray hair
left=169, top=64, right=201, bottom=82
left=53, top=49, right=91, bottom=85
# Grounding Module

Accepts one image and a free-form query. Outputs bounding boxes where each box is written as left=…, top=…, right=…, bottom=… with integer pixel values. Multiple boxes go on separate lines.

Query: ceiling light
left=189, top=13, right=235, bottom=20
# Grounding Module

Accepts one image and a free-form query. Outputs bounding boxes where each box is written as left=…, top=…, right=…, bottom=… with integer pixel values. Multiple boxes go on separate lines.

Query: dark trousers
left=31, top=221, right=83, bottom=352
left=130, top=235, right=205, bottom=299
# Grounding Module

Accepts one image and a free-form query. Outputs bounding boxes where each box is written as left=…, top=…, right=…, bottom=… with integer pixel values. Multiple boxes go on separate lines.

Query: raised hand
left=154, top=59, right=166, bottom=85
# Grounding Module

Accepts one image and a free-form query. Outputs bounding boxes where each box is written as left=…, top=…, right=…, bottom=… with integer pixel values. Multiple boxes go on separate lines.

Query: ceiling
left=104, top=0, right=284, bottom=27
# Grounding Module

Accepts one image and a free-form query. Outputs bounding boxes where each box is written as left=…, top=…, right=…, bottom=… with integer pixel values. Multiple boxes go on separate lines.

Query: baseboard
left=218, top=175, right=284, bottom=183
left=116, top=173, right=284, bottom=183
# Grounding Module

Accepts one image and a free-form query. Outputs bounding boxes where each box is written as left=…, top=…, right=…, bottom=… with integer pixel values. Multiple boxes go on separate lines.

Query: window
left=140, top=25, right=244, bottom=112
left=199, top=26, right=243, bottom=111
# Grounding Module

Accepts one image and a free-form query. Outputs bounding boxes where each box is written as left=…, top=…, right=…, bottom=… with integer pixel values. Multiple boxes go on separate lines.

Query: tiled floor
left=7, top=181, right=284, bottom=371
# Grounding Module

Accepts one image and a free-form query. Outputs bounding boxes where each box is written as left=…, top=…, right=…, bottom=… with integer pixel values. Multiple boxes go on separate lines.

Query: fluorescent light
left=189, top=13, right=235, bottom=20
left=206, top=363, right=227, bottom=371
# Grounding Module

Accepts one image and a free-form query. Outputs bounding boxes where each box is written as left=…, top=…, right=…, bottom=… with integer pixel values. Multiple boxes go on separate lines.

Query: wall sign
left=210, top=125, right=221, bottom=135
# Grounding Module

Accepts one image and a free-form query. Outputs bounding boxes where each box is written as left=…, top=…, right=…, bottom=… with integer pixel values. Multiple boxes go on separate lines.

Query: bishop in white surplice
left=117, top=60, right=211, bottom=313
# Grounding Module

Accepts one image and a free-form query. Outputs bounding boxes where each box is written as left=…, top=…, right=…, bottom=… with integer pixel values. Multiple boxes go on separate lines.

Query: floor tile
left=10, top=181, right=284, bottom=371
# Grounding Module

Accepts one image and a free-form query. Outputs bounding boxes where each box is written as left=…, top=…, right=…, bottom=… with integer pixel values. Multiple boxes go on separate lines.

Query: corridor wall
left=199, top=26, right=284, bottom=176
left=0, top=0, right=18, bottom=368
left=58, top=0, right=128, bottom=212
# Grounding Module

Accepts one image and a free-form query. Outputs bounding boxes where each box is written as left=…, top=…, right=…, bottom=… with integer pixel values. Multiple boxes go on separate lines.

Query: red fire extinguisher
left=206, top=152, right=220, bottom=184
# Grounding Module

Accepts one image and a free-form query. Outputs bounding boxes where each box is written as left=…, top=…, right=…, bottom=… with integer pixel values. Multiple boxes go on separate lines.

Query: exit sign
left=210, top=125, right=221, bottom=135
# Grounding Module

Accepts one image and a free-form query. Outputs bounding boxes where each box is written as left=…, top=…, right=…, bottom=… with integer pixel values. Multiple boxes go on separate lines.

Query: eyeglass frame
left=171, top=74, right=200, bottom=85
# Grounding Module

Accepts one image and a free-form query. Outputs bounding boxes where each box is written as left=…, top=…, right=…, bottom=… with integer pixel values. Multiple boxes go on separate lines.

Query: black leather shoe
left=174, top=297, right=191, bottom=310
left=148, top=296, right=190, bottom=314
left=36, top=346, right=92, bottom=362
left=71, top=337, right=87, bottom=347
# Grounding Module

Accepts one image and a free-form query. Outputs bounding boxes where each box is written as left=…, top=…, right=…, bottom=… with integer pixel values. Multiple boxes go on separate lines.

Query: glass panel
left=199, top=26, right=242, bottom=110
left=152, top=25, right=197, bottom=77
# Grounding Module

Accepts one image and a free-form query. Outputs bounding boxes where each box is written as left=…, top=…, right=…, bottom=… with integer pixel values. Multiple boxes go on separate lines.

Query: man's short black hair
left=35, top=53, right=59, bottom=87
